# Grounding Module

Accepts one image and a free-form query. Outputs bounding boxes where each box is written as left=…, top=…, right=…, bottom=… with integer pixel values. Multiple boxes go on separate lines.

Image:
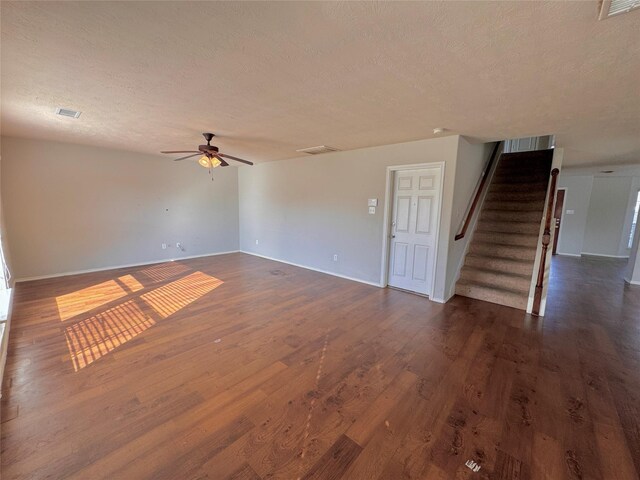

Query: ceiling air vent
left=295, top=145, right=340, bottom=155
left=599, top=0, right=640, bottom=19
left=55, top=107, right=82, bottom=118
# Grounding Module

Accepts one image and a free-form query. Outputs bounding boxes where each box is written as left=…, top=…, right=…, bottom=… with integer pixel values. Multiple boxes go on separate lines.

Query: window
left=628, top=190, right=640, bottom=249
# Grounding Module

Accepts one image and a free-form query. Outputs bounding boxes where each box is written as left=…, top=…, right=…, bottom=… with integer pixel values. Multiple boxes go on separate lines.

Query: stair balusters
left=532, top=168, right=560, bottom=316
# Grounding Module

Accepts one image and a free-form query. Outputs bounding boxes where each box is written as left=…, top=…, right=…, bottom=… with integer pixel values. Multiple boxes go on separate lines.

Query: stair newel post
left=532, top=168, right=560, bottom=316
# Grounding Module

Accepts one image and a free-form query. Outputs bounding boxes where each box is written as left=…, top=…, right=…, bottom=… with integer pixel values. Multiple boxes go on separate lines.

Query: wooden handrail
left=532, top=167, right=560, bottom=316
left=455, top=141, right=502, bottom=241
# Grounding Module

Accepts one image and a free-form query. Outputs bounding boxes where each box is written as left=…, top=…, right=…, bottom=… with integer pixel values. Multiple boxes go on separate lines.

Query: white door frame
left=379, top=161, right=446, bottom=298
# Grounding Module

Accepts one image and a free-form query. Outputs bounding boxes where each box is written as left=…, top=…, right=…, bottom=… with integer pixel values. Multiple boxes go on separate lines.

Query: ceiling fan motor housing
left=199, top=144, right=219, bottom=153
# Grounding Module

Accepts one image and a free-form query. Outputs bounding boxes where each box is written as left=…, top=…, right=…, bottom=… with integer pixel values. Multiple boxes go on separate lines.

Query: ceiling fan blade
left=219, top=153, right=254, bottom=166
left=213, top=155, right=229, bottom=167
left=161, top=150, right=200, bottom=154
left=173, top=153, right=201, bottom=161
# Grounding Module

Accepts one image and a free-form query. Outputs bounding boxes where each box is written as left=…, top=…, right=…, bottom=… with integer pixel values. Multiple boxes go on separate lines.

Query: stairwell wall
left=444, top=139, right=497, bottom=300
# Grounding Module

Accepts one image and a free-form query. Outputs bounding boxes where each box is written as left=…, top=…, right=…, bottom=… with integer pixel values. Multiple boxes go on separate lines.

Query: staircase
left=456, top=149, right=554, bottom=309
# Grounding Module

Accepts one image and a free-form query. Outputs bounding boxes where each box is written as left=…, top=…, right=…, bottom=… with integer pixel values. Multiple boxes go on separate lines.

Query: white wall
left=1, top=136, right=239, bottom=280
left=556, top=175, right=593, bottom=256
left=239, top=135, right=489, bottom=301
left=582, top=176, right=634, bottom=257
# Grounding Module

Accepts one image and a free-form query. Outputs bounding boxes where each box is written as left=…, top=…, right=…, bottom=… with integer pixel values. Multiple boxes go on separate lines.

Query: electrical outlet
left=333, top=254, right=338, bottom=262
left=256, top=239, right=259, bottom=245
left=162, top=243, right=167, bottom=250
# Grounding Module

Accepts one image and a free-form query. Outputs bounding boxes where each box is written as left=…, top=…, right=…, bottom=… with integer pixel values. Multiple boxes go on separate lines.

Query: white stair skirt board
left=14, top=250, right=240, bottom=282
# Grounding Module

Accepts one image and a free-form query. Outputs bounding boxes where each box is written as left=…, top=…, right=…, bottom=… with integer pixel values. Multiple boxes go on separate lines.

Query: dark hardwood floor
left=1, top=252, right=639, bottom=479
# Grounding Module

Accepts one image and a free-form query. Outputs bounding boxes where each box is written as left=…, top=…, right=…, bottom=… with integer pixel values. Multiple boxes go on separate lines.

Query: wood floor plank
left=301, top=434, right=362, bottom=480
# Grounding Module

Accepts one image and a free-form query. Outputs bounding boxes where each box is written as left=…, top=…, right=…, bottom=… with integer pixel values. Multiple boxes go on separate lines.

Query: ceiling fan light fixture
left=198, top=156, right=211, bottom=168
left=210, top=156, right=222, bottom=168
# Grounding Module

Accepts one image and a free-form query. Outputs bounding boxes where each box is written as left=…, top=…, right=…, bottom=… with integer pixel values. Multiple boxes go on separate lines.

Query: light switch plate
left=566, top=209, right=575, bottom=215
left=368, top=198, right=378, bottom=207
left=368, top=206, right=376, bottom=214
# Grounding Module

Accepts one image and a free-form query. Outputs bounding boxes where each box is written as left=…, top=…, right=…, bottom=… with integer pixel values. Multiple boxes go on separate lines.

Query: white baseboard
left=624, top=277, right=640, bottom=286
left=430, top=295, right=448, bottom=304
left=240, top=250, right=383, bottom=288
left=581, top=252, right=629, bottom=259
left=15, top=250, right=240, bottom=283
left=556, top=252, right=582, bottom=257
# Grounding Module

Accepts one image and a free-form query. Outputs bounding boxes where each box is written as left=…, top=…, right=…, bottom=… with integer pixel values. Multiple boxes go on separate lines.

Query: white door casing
left=387, top=167, right=441, bottom=295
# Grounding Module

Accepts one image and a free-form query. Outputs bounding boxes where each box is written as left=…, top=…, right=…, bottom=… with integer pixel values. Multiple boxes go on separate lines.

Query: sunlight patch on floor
left=140, top=271, right=223, bottom=319
left=138, top=262, right=192, bottom=283
left=56, top=279, right=127, bottom=321
left=64, top=299, right=155, bottom=371
left=63, top=270, right=222, bottom=371
left=116, top=274, right=144, bottom=293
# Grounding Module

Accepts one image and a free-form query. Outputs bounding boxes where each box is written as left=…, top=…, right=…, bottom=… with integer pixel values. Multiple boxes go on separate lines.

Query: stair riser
left=482, top=210, right=543, bottom=223
left=485, top=191, right=547, bottom=202
left=464, top=255, right=534, bottom=276
left=473, top=231, right=538, bottom=247
left=469, top=243, right=536, bottom=261
left=496, top=163, right=552, bottom=172
left=492, top=175, right=550, bottom=184
left=455, top=283, right=528, bottom=310
left=489, top=183, right=548, bottom=193
left=477, top=220, right=541, bottom=235
left=483, top=200, right=545, bottom=212
left=476, top=220, right=540, bottom=236
left=459, top=268, right=531, bottom=292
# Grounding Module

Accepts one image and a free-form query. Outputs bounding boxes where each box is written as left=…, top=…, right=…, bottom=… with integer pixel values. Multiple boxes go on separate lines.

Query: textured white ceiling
left=1, top=1, right=639, bottom=167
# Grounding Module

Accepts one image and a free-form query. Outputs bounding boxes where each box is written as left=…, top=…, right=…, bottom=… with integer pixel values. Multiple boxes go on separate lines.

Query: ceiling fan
left=161, top=133, right=254, bottom=169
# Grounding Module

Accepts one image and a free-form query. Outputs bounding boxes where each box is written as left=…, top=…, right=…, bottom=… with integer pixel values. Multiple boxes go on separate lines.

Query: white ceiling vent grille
left=599, top=0, right=640, bottom=19
left=295, top=145, right=340, bottom=155
left=55, top=107, right=82, bottom=118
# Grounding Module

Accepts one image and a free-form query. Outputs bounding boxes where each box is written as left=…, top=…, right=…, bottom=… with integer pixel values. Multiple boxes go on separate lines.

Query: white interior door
left=388, top=167, right=441, bottom=295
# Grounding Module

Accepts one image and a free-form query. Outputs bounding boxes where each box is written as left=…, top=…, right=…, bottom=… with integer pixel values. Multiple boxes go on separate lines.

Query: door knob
left=391, top=235, right=396, bottom=238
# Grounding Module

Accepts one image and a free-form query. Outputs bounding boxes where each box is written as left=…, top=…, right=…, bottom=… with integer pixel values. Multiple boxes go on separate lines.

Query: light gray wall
left=556, top=175, right=593, bottom=256
left=582, top=176, right=633, bottom=257
left=239, top=135, right=486, bottom=301
left=1, top=136, right=239, bottom=280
